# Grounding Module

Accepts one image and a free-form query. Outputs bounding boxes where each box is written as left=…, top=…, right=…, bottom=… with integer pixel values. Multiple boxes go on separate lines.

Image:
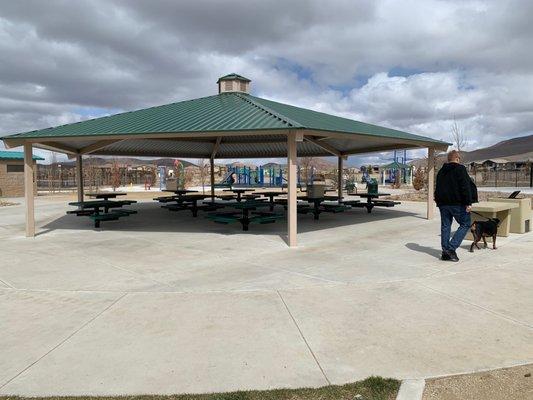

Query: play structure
left=381, top=150, right=413, bottom=185
left=218, top=163, right=306, bottom=187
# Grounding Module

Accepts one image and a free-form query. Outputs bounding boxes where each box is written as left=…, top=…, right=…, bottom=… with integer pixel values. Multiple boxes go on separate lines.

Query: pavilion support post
left=75, top=154, right=84, bottom=204
left=210, top=157, right=215, bottom=199
left=24, top=142, right=35, bottom=237
left=287, top=132, right=298, bottom=247
left=337, top=156, right=343, bottom=202
left=427, top=147, right=435, bottom=220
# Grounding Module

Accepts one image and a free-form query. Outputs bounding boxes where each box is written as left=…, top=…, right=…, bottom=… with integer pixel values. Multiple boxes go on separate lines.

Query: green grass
left=0, top=377, right=400, bottom=400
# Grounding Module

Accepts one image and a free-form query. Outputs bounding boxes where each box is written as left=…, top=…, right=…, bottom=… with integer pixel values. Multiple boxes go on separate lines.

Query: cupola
left=217, top=73, right=251, bottom=94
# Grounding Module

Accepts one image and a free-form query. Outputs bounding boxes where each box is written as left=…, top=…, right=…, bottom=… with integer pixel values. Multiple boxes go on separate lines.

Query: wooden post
left=287, top=132, right=298, bottom=247
left=210, top=157, right=215, bottom=199
left=337, top=156, right=343, bottom=202
left=75, top=154, right=84, bottom=203
left=24, top=142, right=35, bottom=237
left=427, top=147, right=435, bottom=220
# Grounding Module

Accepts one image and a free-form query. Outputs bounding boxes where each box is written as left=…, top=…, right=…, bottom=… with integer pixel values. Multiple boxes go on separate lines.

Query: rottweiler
left=470, top=218, right=500, bottom=252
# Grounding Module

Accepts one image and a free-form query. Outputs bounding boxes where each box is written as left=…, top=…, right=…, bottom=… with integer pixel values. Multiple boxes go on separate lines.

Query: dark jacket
left=435, top=163, right=478, bottom=206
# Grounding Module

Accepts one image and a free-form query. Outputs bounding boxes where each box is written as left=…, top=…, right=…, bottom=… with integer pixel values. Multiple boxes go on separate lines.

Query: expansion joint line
left=417, top=282, right=533, bottom=331
left=277, top=290, right=331, bottom=385
left=0, top=292, right=129, bottom=390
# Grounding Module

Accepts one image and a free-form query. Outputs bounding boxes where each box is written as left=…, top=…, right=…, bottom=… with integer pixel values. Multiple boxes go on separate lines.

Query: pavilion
left=1, top=74, right=449, bottom=246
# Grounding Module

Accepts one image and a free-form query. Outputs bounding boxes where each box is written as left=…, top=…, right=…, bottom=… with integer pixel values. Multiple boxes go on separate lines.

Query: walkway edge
left=396, top=379, right=425, bottom=400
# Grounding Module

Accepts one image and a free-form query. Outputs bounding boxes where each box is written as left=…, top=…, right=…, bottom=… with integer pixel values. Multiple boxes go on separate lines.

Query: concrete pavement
left=0, top=197, right=532, bottom=395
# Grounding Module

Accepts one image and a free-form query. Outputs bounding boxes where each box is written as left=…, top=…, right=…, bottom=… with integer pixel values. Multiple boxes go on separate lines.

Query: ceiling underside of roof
left=30, top=131, right=441, bottom=159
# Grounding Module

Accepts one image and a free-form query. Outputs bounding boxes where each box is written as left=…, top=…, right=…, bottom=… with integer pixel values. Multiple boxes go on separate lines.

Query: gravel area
left=423, top=364, right=533, bottom=400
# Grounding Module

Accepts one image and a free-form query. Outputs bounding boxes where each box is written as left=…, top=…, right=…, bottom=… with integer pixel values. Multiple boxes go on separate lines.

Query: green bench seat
left=372, top=200, right=401, bottom=207
left=321, top=204, right=351, bottom=213
left=66, top=209, right=94, bottom=216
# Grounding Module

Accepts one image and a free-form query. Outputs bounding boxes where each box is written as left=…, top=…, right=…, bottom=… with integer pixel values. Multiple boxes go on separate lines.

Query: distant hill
left=462, top=134, right=533, bottom=162
left=410, top=134, right=533, bottom=167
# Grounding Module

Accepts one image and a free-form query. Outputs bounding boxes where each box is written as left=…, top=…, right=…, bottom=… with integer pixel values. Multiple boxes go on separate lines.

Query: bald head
left=447, top=150, right=461, bottom=163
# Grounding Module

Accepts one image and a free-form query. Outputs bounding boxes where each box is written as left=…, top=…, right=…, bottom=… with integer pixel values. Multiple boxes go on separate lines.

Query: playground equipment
left=158, top=166, right=166, bottom=191
left=217, top=164, right=304, bottom=187
left=381, top=150, right=413, bottom=185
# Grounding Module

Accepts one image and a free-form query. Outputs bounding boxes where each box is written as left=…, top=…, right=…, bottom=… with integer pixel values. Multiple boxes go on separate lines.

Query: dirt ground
left=423, top=364, right=533, bottom=400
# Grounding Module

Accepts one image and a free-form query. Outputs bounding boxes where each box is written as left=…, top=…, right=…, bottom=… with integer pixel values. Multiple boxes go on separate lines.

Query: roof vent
left=217, top=73, right=251, bottom=94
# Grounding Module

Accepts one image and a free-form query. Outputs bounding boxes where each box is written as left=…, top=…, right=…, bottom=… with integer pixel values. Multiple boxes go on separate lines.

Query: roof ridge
left=234, top=93, right=303, bottom=128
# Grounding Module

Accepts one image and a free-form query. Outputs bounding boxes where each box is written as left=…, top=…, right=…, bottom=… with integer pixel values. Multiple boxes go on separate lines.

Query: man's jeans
left=439, top=205, right=471, bottom=252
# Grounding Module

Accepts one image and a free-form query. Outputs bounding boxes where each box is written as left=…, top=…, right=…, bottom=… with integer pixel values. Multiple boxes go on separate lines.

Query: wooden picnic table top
left=356, top=193, right=391, bottom=198
left=86, top=192, right=127, bottom=199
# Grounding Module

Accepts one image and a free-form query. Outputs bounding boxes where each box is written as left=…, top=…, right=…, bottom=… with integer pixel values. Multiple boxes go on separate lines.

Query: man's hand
left=466, top=205, right=472, bottom=213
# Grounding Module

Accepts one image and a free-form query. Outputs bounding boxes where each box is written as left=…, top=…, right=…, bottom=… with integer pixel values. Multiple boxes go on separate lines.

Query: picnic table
left=86, top=192, right=127, bottom=201
left=163, top=189, right=198, bottom=198
left=223, top=188, right=254, bottom=202
left=354, top=193, right=397, bottom=213
left=206, top=200, right=282, bottom=231
left=162, top=194, right=220, bottom=217
left=67, top=199, right=137, bottom=228
left=259, top=191, right=287, bottom=211
left=300, top=195, right=344, bottom=220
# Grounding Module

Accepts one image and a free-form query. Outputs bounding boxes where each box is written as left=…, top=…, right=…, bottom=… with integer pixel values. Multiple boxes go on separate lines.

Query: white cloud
left=0, top=0, right=532, bottom=166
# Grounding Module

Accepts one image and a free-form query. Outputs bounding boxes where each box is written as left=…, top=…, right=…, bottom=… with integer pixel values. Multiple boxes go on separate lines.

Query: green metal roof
left=2, top=92, right=448, bottom=148
left=217, top=73, right=251, bottom=83
left=0, top=151, right=44, bottom=161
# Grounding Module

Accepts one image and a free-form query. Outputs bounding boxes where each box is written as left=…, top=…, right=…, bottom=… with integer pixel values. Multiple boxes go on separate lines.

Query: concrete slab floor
left=0, top=198, right=532, bottom=395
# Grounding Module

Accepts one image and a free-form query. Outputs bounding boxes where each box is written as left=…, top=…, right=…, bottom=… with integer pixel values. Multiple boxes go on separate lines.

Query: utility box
left=488, top=197, right=532, bottom=234
left=307, top=182, right=326, bottom=198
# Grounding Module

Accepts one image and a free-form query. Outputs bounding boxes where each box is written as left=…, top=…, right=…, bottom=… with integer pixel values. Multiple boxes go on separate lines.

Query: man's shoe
left=441, top=251, right=451, bottom=261
left=449, top=250, right=459, bottom=262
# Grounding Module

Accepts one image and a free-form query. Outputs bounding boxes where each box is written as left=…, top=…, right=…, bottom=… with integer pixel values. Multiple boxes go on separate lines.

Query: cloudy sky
left=1, top=0, right=532, bottom=165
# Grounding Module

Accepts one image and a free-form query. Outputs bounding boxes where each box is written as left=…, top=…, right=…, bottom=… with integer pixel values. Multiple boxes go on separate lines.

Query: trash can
left=488, top=197, right=532, bottom=234
left=165, top=178, right=178, bottom=191
left=367, top=178, right=379, bottom=195
left=307, top=182, right=326, bottom=198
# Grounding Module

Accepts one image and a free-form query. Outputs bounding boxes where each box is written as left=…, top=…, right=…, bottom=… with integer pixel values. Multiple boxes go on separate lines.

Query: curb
left=396, top=379, right=425, bottom=400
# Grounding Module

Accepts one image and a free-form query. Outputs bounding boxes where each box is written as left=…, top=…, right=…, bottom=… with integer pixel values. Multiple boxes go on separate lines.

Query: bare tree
left=298, top=156, right=315, bottom=184
left=451, top=119, right=467, bottom=154
left=196, top=158, right=208, bottom=194
left=110, top=159, right=121, bottom=191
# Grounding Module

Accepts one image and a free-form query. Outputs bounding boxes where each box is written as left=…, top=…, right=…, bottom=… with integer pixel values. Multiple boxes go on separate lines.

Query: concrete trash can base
left=488, top=197, right=532, bottom=234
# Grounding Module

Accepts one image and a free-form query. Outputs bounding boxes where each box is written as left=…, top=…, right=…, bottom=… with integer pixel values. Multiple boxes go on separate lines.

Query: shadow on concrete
left=405, top=242, right=442, bottom=259
left=41, top=201, right=420, bottom=241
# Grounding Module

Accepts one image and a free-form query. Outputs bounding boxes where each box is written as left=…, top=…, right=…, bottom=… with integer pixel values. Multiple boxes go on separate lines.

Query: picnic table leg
left=366, top=198, right=374, bottom=213
left=241, top=208, right=250, bottom=231
left=313, top=200, right=320, bottom=220
left=269, top=195, right=274, bottom=211
left=236, top=193, right=242, bottom=202
left=191, top=200, right=199, bottom=217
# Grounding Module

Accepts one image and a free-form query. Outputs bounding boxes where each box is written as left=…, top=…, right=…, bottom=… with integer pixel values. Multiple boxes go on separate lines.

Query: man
left=435, top=150, right=478, bottom=261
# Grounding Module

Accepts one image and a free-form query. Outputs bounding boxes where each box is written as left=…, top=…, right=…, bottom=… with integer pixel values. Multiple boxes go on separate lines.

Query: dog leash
left=470, top=210, right=494, bottom=220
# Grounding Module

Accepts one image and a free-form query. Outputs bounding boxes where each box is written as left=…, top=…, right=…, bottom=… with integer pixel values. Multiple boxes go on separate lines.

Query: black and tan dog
left=470, top=218, right=500, bottom=252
